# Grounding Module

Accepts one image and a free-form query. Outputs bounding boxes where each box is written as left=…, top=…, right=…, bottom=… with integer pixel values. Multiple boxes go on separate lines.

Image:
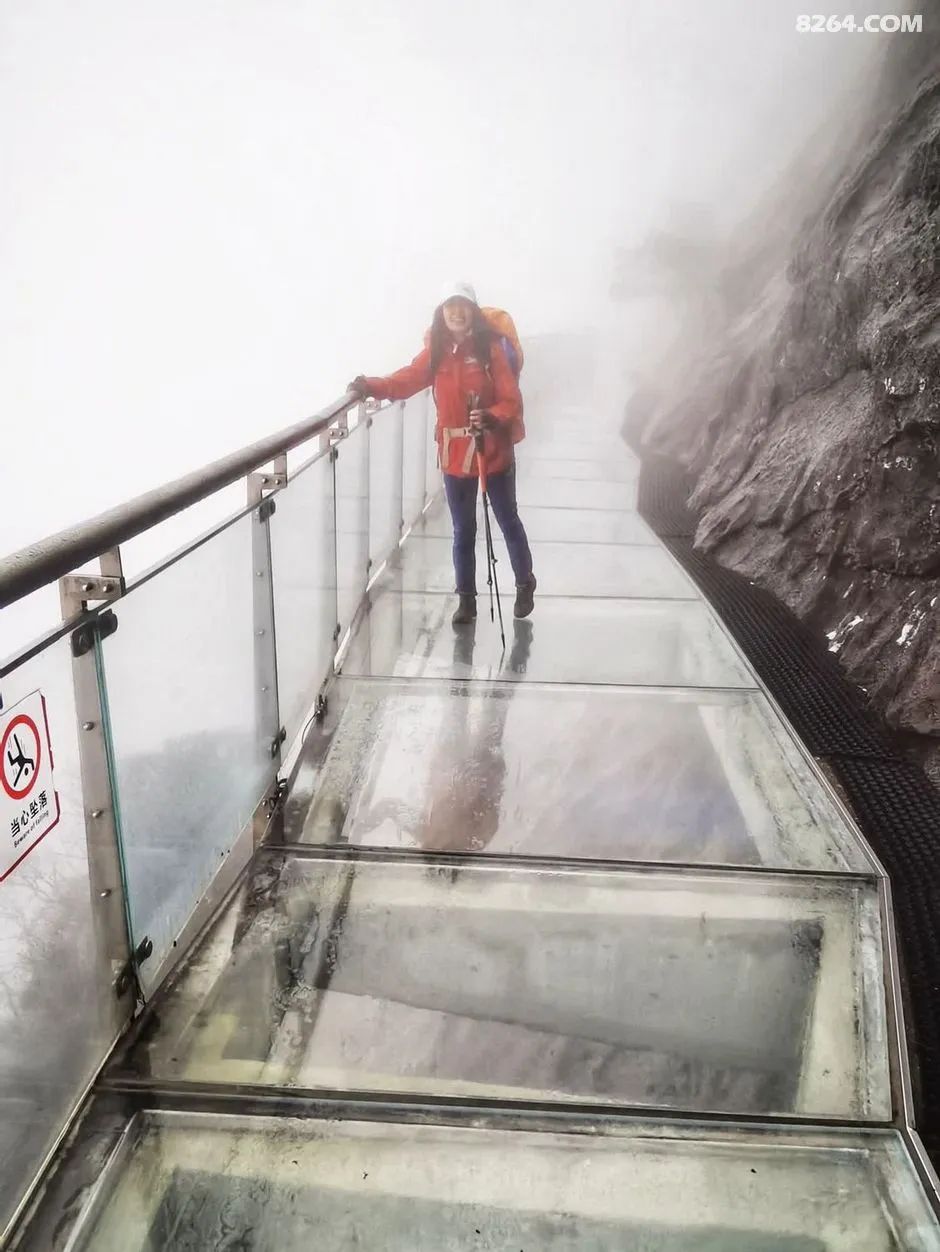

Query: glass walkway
left=2, top=376, right=939, bottom=1249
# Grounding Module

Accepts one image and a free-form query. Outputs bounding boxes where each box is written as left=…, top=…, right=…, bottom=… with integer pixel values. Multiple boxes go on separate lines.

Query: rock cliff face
left=632, top=42, right=940, bottom=785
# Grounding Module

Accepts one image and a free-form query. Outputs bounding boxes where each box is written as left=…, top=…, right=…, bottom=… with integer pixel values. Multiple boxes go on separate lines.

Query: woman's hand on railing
left=346, top=376, right=370, bottom=398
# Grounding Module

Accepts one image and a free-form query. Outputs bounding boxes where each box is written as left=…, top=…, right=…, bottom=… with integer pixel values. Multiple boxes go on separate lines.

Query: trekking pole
left=470, top=402, right=506, bottom=650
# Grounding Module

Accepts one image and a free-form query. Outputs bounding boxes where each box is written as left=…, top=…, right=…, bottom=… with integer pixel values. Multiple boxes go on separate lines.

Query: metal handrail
left=0, top=392, right=359, bottom=609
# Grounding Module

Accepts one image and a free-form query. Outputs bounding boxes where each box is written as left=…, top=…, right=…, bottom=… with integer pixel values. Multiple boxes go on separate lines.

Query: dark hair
left=429, top=302, right=494, bottom=377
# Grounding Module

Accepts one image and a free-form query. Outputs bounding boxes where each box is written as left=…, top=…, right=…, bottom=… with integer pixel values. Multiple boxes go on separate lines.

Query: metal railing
left=0, top=388, right=437, bottom=1242
left=0, top=396, right=358, bottom=609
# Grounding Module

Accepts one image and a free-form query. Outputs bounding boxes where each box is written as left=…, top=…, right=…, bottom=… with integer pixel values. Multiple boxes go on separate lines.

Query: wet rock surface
left=634, top=57, right=940, bottom=786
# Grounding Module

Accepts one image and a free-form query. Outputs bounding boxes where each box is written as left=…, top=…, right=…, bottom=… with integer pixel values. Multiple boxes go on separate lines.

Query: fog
left=1, top=0, right=880, bottom=658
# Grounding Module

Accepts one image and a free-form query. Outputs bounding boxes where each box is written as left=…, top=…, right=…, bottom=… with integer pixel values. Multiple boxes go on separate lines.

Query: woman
left=348, top=282, right=536, bottom=625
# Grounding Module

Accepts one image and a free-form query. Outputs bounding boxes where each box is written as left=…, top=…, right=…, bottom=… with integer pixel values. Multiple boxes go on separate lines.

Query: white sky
left=1, top=0, right=880, bottom=655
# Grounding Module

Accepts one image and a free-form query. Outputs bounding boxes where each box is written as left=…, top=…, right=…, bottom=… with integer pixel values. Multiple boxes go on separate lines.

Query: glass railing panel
left=367, top=402, right=403, bottom=571
left=99, top=513, right=278, bottom=993
left=0, top=638, right=115, bottom=1236
left=115, top=853, right=890, bottom=1121
left=402, top=392, right=429, bottom=528
left=335, top=421, right=370, bottom=640
left=342, top=590, right=755, bottom=689
left=298, top=679, right=869, bottom=871
left=378, top=535, right=696, bottom=599
left=80, top=1114, right=940, bottom=1251
left=269, top=452, right=337, bottom=746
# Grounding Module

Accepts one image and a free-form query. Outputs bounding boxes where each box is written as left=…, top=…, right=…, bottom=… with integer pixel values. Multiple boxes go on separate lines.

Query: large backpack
left=481, top=308, right=525, bottom=444
left=480, top=307, right=523, bottom=378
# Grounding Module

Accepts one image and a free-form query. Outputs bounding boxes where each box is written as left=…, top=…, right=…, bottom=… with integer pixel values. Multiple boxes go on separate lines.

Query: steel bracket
left=71, top=608, right=119, bottom=659
left=115, top=935, right=153, bottom=1000
left=263, top=778, right=288, bottom=816
left=60, top=573, right=124, bottom=610
left=247, top=463, right=286, bottom=509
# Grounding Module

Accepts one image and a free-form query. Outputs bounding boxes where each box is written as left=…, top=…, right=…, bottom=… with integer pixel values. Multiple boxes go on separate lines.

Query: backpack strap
left=500, top=335, right=520, bottom=377
left=484, top=335, right=519, bottom=381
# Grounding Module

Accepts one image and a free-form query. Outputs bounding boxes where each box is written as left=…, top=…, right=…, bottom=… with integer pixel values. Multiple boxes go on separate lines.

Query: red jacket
left=363, top=339, right=524, bottom=478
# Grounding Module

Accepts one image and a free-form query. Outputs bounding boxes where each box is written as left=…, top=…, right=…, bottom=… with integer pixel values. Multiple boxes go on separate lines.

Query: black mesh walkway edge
left=635, top=449, right=940, bottom=1164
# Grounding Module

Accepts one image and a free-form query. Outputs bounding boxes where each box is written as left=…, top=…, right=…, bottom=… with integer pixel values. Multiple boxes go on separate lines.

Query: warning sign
left=1, top=690, right=60, bottom=882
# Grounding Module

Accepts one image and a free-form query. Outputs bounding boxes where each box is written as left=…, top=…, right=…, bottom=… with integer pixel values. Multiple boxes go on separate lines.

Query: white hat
left=439, top=280, right=478, bottom=306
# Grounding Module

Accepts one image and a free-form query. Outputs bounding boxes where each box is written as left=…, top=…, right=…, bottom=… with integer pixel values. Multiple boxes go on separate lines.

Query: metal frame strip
left=260, top=839, right=881, bottom=883
left=97, top=1074, right=896, bottom=1133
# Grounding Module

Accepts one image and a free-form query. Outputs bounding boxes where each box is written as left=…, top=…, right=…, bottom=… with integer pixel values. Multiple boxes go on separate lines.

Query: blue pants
left=443, top=465, right=534, bottom=596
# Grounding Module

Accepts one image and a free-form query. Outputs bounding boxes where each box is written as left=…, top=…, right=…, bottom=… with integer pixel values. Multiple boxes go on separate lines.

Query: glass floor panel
left=411, top=502, right=658, bottom=545
left=341, top=589, right=756, bottom=689
left=79, top=1113, right=940, bottom=1251
left=525, top=415, right=632, bottom=439
left=520, top=441, right=636, bottom=463
left=380, top=535, right=696, bottom=599
left=524, top=422, right=632, bottom=447
left=296, top=678, right=869, bottom=871
left=518, top=457, right=638, bottom=482
left=515, top=477, right=638, bottom=510
left=114, top=854, right=889, bottom=1121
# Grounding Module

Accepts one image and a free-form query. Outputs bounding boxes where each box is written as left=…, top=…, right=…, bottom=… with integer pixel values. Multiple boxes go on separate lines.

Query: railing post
left=362, top=400, right=372, bottom=585
left=419, top=391, right=430, bottom=517
left=247, top=459, right=284, bottom=840
left=58, top=559, right=136, bottom=1035
left=396, top=400, right=405, bottom=539
left=328, top=418, right=343, bottom=648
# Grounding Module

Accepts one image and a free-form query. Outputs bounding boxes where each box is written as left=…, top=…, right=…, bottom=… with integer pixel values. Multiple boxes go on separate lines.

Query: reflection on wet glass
left=383, top=536, right=695, bottom=599
left=299, top=678, right=868, bottom=871
left=82, top=1114, right=940, bottom=1251
left=413, top=502, right=657, bottom=545
left=342, top=590, right=754, bottom=689
left=119, top=854, right=889, bottom=1121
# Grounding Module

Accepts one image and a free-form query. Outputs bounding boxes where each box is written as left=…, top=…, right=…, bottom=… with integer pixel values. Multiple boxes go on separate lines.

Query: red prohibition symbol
left=1, top=714, right=42, bottom=801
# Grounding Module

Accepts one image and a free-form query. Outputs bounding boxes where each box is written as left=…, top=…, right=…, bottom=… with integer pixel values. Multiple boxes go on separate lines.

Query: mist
left=1, top=0, right=880, bottom=656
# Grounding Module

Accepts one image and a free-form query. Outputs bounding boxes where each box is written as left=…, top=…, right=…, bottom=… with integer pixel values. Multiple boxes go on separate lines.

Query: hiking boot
left=452, top=594, right=477, bottom=626
left=514, top=575, right=536, bottom=619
